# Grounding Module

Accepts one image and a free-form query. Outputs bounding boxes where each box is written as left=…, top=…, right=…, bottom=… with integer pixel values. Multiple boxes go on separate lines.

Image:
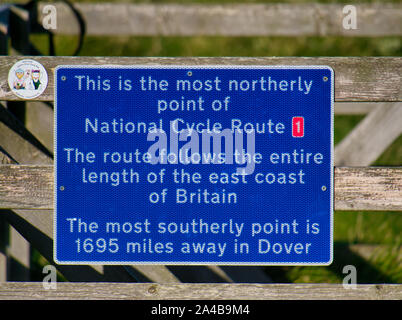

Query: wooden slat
left=335, top=102, right=376, bottom=115
left=0, top=5, right=8, bottom=55
left=37, top=3, right=402, bottom=37
left=25, top=102, right=54, bottom=151
left=349, top=244, right=402, bottom=262
left=0, top=165, right=401, bottom=211
left=335, top=167, right=402, bottom=211
left=335, top=103, right=402, bottom=166
left=0, top=104, right=52, bottom=165
left=0, top=282, right=401, bottom=300
left=7, top=227, right=30, bottom=281
left=0, top=216, right=7, bottom=282
left=0, top=56, right=401, bottom=102
left=0, top=118, right=31, bottom=281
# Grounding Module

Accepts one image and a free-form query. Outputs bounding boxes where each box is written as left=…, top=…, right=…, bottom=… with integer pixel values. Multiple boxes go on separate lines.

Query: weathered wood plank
left=335, top=103, right=402, bottom=166
left=0, top=165, right=52, bottom=209
left=0, top=282, right=401, bottom=300
left=0, top=5, right=8, bottom=55
left=37, top=3, right=402, bottom=37
left=334, top=167, right=402, bottom=211
left=335, top=102, right=376, bottom=115
left=349, top=244, right=402, bottom=262
left=0, top=56, right=401, bottom=102
left=0, top=216, right=8, bottom=282
left=7, top=227, right=30, bottom=281
left=0, top=104, right=52, bottom=165
left=0, top=165, right=401, bottom=211
left=0, top=133, right=30, bottom=281
left=25, top=102, right=54, bottom=151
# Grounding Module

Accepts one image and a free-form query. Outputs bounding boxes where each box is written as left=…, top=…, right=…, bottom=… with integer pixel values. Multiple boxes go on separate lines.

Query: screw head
left=321, top=185, right=327, bottom=191
left=323, top=76, right=328, bottom=82
left=59, top=186, right=65, bottom=191
left=187, top=71, right=192, bottom=76
left=148, top=285, right=157, bottom=294
left=61, top=76, right=66, bottom=81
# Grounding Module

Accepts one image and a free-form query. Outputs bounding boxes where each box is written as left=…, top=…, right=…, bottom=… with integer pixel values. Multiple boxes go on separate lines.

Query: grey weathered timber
left=0, top=165, right=401, bottom=211
left=335, top=103, right=402, bottom=166
left=335, top=102, right=376, bottom=115
left=0, top=107, right=113, bottom=281
left=0, top=165, right=52, bottom=209
left=349, top=244, right=402, bottom=262
left=0, top=136, right=30, bottom=281
left=0, top=104, right=52, bottom=165
left=37, top=3, right=402, bottom=37
left=7, top=227, right=30, bottom=281
left=0, top=149, right=12, bottom=282
left=9, top=5, right=30, bottom=55
left=0, top=5, right=8, bottom=55
left=0, top=282, right=401, bottom=300
left=0, top=216, right=7, bottom=282
left=0, top=56, right=401, bottom=102
left=335, top=167, right=402, bottom=211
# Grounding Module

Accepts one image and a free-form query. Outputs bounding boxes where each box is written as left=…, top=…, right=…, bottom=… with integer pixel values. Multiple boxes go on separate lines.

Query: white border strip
left=54, top=65, right=334, bottom=266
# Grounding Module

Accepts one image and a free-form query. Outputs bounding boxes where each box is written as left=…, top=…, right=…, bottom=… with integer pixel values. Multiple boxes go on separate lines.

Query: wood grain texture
left=335, top=103, right=402, bottom=166
left=0, top=282, right=401, bottom=300
left=335, top=102, right=376, bottom=115
left=7, top=227, right=30, bottom=281
left=0, top=104, right=52, bottom=165
left=334, top=167, right=402, bottom=211
left=25, top=102, right=54, bottom=151
left=0, top=165, right=52, bottom=209
left=0, top=56, right=401, bottom=102
left=0, top=165, right=401, bottom=211
left=0, top=216, right=7, bottom=282
left=37, top=3, right=402, bottom=36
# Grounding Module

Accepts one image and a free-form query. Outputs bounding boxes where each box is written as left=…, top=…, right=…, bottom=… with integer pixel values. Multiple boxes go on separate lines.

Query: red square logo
left=292, top=117, right=304, bottom=137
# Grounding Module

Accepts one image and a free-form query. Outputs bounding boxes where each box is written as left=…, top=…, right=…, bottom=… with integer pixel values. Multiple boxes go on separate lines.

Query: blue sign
left=54, top=66, right=333, bottom=265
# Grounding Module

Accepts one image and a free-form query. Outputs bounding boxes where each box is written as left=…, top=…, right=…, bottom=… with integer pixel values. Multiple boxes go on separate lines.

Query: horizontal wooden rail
left=38, top=3, right=402, bottom=36
left=1, top=57, right=401, bottom=102
left=0, top=165, right=401, bottom=211
left=1, top=282, right=401, bottom=300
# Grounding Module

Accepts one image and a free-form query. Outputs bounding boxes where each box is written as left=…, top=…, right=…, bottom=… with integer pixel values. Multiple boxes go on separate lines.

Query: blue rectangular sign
left=55, top=66, right=333, bottom=265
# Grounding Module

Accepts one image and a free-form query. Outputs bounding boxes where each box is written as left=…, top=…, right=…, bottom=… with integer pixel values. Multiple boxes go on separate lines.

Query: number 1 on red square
left=292, top=117, right=304, bottom=137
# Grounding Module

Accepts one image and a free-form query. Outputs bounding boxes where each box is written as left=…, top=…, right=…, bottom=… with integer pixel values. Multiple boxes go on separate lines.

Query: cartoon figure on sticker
left=8, top=59, right=48, bottom=99
left=13, top=68, right=27, bottom=90
left=31, top=69, right=42, bottom=90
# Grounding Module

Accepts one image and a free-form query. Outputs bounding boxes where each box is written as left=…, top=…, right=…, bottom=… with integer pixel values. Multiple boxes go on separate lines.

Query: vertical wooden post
left=0, top=216, right=8, bottom=282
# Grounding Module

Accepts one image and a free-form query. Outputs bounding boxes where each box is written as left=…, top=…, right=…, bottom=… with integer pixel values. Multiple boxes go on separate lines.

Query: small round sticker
left=8, top=59, right=48, bottom=99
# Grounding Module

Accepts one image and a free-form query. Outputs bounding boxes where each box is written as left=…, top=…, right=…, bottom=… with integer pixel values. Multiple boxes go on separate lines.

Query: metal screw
left=321, top=185, right=327, bottom=191
left=323, top=76, right=328, bottom=82
left=148, top=285, right=157, bottom=294
left=187, top=71, right=192, bottom=76
left=59, top=186, right=65, bottom=191
left=61, top=76, right=66, bottom=81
